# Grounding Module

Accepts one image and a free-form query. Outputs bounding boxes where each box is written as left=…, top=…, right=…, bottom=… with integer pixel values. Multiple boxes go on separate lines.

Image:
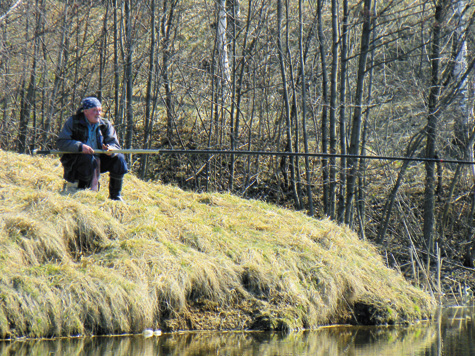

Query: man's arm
left=101, top=120, right=121, bottom=150
left=57, top=117, right=83, bottom=152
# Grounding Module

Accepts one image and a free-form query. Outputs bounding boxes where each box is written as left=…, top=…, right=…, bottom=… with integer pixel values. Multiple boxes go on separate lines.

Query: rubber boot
left=109, top=174, right=125, bottom=201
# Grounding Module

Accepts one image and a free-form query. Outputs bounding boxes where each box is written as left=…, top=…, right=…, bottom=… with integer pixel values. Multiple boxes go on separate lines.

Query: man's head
left=82, top=97, right=102, bottom=124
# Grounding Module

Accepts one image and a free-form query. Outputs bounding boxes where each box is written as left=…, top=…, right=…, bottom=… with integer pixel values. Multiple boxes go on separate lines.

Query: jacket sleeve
left=102, top=120, right=121, bottom=150
left=57, top=117, right=83, bottom=152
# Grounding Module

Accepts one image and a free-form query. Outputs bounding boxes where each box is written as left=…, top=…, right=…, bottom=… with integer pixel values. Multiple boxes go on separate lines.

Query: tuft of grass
left=0, top=149, right=435, bottom=338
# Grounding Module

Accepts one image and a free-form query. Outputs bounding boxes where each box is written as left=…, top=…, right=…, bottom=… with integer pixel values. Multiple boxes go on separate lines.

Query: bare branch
left=0, top=0, right=22, bottom=23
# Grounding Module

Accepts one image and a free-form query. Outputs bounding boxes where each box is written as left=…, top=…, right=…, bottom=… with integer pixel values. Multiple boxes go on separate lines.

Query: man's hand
left=102, top=144, right=114, bottom=156
left=82, top=144, right=94, bottom=154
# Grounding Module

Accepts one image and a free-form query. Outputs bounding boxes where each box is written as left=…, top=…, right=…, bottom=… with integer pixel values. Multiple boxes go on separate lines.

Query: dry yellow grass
left=0, top=149, right=435, bottom=338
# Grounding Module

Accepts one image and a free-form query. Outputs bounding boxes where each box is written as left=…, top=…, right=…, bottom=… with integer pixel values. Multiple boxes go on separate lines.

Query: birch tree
left=452, top=0, right=470, bottom=151
left=217, top=0, right=230, bottom=93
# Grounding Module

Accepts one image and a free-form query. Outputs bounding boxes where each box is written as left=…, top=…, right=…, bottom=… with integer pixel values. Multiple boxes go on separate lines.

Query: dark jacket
left=57, top=113, right=121, bottom=182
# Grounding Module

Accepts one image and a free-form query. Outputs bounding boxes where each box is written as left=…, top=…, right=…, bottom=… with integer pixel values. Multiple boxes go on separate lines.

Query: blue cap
left=82, top=97, right=101, bottom=110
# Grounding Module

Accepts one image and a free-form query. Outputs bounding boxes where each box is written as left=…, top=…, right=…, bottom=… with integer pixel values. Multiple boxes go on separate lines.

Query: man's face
left=84, top=106, right=102, bottom=124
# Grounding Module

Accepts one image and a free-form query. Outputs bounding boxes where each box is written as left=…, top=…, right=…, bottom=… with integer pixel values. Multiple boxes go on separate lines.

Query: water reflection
left=1, top=306, right=474, bottom=356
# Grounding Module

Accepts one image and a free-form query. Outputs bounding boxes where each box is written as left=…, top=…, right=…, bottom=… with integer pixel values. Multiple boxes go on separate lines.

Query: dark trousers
left=70, top=153, right=128, bottom=182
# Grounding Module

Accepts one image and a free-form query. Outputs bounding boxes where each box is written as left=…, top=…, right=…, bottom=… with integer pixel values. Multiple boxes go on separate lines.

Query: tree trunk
left=316, top=0, right=329, bottom=216
left=356, top=3, right=378, bottom=238
left=229, top=0, right=238, bottom=190
left=124, top=0, right=134, bottom=150
left=43, top=0, right=70, bottom=148
left=452, top=0, right=469, bottom=151
left=337, top=0, right=349, bottom=223
left=423, top=0, right=448, bottom=255
left=328, top=0, right=339, bottom=219
left=18, top=0, right=37, bottom=154
left=284, top=0, right=303, bottom=210
left=162, top=0, right=177, bottom=143
left=277, top=0, right=299, bottom=209
left=98, top=0, right=110, bottom=102
left=345, top=0, right=372, bottom=226
left=297, top=0, right=313, bottom=215
left=0, top=19, right=9, bottom=140
left=139, top=0, right=157, bottom=178
left=217, top=0, right=231, bottom=89
left=113, top=0, right=122, bottom=141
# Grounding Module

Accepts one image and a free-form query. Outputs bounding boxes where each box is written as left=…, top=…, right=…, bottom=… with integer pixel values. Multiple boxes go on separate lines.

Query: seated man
left=57, top=97, right=128, bottom=201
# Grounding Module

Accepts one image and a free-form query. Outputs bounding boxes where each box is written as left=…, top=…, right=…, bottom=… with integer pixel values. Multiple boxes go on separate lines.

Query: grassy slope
left=0, top=150, right=435, bottom=338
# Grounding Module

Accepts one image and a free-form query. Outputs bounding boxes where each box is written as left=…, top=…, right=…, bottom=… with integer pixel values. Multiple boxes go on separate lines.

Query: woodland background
left=1, top=0, right=475, bottom=274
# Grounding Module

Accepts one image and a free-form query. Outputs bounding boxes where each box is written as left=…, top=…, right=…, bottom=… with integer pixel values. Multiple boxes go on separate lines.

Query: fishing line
left=32, top=149, right=474, bottom=165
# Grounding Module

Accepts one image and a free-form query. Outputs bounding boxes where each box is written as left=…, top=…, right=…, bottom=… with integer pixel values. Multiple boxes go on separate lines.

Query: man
left=57, top=97, right=128, bottom=201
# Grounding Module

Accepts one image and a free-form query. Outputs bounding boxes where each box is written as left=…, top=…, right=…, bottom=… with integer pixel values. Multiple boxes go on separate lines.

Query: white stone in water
left=142, top=329, right=154, bottom=338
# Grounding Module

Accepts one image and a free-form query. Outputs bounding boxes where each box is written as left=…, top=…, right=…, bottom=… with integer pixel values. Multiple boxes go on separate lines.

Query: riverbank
left=0, top=150, right=435, bottom=338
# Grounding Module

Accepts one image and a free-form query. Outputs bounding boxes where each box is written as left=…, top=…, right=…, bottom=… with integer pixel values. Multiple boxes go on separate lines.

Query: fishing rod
left=32, top=148, right=475, bottom=165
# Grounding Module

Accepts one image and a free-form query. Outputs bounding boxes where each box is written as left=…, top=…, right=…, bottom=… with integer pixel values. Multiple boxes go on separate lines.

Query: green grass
left=0, top=149, right=435, bottom=338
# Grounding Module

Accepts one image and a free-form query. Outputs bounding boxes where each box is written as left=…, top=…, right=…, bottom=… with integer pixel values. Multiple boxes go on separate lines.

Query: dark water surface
left=1, top=306, right=474, bottom=355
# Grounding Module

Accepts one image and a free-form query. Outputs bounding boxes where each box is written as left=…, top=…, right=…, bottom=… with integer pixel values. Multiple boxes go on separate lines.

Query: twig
left=0, top=0, right=23, bottom=23
left=402, top=218, right=434, bottom=298
left=436, top=243, right=443, bottom=304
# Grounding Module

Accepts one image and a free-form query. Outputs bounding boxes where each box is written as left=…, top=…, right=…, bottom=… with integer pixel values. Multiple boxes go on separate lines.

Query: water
left=1, top=306, right=474, bottom=356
